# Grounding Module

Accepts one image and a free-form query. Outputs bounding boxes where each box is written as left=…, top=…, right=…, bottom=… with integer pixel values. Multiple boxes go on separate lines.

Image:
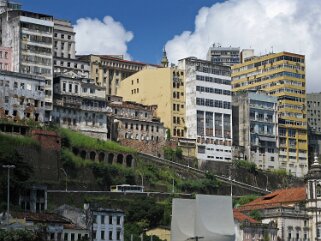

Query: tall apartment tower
left=178, top=57, right=232, bottom=165
left=207, top=44, right=240, bottom=66
left=307, top=93, right=321, bottom=161
left=0, top=9, right=54, bottom=121
left=231, top=52, right=308, bottom=176
left=232, top=91, right=279, bottom=170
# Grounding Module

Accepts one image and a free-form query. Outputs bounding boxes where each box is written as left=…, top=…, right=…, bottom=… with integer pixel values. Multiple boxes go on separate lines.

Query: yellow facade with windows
left=231, top=52, right=308, bottom=175
left=118, top=67, right=186, bottom=138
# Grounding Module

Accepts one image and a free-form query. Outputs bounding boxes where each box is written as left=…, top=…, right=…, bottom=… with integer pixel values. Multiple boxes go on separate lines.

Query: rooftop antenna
left=271, top=46, right=274, bottom=53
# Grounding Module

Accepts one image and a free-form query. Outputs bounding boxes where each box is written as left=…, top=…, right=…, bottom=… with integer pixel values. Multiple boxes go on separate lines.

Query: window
left=93, top=215, right=97, bottom=223
left=117, top=216, right=121, bottom=225
left=109, top=216, right=113, bottom=224
left=109, top=231, right=113, bottom=240
left=4, top=96, right=9, bottom=103
left=64, top=233, right=68, bottom=241
left=101, top=215, right=105, bottom=224
left=117, top=231, right=121, bottom=240
left=78, top=234, right=81, bottom=240
left=71, top=233, right=75, bottom=241
left=101, top=231, right=105, bottom=240
left=63, top=82, right=66, bottom=92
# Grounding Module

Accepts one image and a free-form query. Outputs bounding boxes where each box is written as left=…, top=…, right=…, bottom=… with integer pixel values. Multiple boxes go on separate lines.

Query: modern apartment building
left=0, top=9, right=54, bottom=121
left=231, top=52, right=308, bottom=176
left=118, top=67, right=186, bottom=138
left=232, top=91, right=279, bottom=170
left=207, top=44, right=240, bottom=66
left=78, top=55, right=152, bottom=96
left=178, top=57, right=232, bottom=164
left=307, top=93, right=321, bottom=160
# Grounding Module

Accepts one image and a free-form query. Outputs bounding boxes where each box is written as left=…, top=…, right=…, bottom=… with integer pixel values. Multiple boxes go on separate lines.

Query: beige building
left=77, top=55, right=156, bottom=96
left=118, top=67, right=186, bottom=138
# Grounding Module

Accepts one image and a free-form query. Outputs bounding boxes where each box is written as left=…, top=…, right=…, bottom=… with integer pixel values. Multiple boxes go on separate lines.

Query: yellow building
left=231, top=52, right=308, bottom=176
left=77, top=55, right=150, bottom=95
left=146, top=227, right=171, bottom=241
left=118, top=67, right=186, bottom=138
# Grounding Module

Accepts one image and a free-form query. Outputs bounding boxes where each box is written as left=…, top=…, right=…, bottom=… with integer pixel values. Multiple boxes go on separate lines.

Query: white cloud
left=165, top=0, right=321, bottom=92
left=74, top=16, right=133, bottom=59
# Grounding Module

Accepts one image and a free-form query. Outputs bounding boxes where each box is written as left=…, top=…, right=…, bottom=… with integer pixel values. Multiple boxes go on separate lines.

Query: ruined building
left=52, top=73, right=108, bottom=140
left=0, top=70, right=46, bottom=122
left=0, top=7, right=54, bottom=121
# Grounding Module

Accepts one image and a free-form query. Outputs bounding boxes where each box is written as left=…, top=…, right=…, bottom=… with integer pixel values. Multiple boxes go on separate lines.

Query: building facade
left=232, top=92, right=279, bottom=171
left=118, top=67, right=186, bottom=139
left=0, top=46, right=12, bottom=71
left=207, top=44, right=240, bottom=66
left=52, top=73, right=108, bottom=140
left=108, top=98, right=166, bottom=156
left=231, top=52, right=308, bottom=176
left=307, top=93, right=321, bottom=160
left=78, top=55, right=151, bottom=96
left=0, top=70, right=46, bottom=122
left=92, top=209, right=125, bottom=241
left=178, top=57, right=232, bottom=165
left=0, top=9, right=54, bottom=120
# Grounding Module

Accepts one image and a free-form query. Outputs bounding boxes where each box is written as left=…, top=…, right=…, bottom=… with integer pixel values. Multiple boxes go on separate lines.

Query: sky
left=18, top=0, right=321, bottom=92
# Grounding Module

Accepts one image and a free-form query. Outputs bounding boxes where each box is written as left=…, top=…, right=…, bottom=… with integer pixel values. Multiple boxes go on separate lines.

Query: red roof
left=12, top=212, right=71, bottom=224
left=233, top=209, right=258, bottom=223
left=238, top=187, right=306, bottom=211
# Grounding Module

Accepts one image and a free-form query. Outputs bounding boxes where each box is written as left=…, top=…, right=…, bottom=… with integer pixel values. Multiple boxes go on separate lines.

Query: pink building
left=0, top=47, right=12, bottom=71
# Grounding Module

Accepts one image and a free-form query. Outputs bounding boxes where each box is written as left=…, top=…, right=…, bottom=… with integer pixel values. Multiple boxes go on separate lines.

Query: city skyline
left=18, top=0, right=321, bottom=92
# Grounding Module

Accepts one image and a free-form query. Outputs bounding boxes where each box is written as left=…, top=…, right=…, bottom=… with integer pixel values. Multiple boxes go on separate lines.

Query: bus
left=110, top=184, right=144, bottom=193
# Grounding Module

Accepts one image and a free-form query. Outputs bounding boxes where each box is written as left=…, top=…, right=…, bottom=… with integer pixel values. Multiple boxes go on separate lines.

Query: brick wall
left=31, top=129, right=61, bottom=151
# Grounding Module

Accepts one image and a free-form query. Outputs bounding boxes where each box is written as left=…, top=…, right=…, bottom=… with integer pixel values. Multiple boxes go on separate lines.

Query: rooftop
left=233, top=209, right=258, bottom=223
left=238, top=187, right=306, bottom=211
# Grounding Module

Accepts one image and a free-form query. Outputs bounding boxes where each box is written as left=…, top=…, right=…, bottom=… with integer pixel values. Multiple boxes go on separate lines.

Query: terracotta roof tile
left=233, top=209, right=258, bottom=223
left=238, top=187, right=306, bottom=211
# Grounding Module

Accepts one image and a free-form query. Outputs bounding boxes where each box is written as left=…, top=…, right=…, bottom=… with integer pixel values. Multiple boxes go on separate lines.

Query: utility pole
left=2, top=165, right=15, bottom=224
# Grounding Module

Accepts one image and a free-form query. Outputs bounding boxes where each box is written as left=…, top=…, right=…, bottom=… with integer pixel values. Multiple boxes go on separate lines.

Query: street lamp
left=2, top=165, right=15, bottom=224
left=60, top=168, right=68, bottom=191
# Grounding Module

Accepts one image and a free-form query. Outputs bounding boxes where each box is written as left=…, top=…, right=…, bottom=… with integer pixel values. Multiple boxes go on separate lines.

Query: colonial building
left=77, top=55, right=154, bottom=95
left=178, top=57, right=232, bottom=165
left=237, top=155, right=321, bottom=241
left=0, top=70, right=46, bottom=123
left=52, top=73, right=108, bottom=140
left=108, top=97, right=166, bottom=156
left=232, top=91, right=279, bottom=171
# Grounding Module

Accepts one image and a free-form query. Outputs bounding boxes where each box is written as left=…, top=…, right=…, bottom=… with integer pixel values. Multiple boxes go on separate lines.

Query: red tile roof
left=12, top=212, right=71, bottom=224
left=233, top=209, right=258, bottom=223
left=238, top=187, right=306, bottom=211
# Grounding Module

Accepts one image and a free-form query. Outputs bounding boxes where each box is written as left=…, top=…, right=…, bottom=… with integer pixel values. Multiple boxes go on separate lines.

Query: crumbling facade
left=52, top=73, right=108, bottom=140
left=0, top=9, right=54, bottom=121
left=0, top=46, right=12, bottom=71
left=108, top=98, right=166, bottom=156
left=0, top=70, right=46, bottom=122
left=232, top=91, right=279, bottom=171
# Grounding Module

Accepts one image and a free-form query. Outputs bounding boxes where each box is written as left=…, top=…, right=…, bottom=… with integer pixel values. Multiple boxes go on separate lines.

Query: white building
left=0, top=7, right=54, bottom=121
left=178, top=57, right=232, bottom=166
left=52, top=72, right=108, bottom=140
left=92, top=209, right=125, bottom=241
left=53, top=19, right=90, bottom=78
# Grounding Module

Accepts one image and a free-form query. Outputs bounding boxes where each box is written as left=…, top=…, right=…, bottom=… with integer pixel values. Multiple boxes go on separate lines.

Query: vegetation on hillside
left=59, top=128, right=135, bottom=153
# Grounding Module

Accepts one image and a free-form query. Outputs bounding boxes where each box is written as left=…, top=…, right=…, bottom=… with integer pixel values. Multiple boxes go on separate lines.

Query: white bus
left=110, top=184, right=144, bottom=193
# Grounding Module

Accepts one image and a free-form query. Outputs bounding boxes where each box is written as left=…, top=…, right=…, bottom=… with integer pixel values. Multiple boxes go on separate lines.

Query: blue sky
left=18, top=0, right=218, bottom=64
